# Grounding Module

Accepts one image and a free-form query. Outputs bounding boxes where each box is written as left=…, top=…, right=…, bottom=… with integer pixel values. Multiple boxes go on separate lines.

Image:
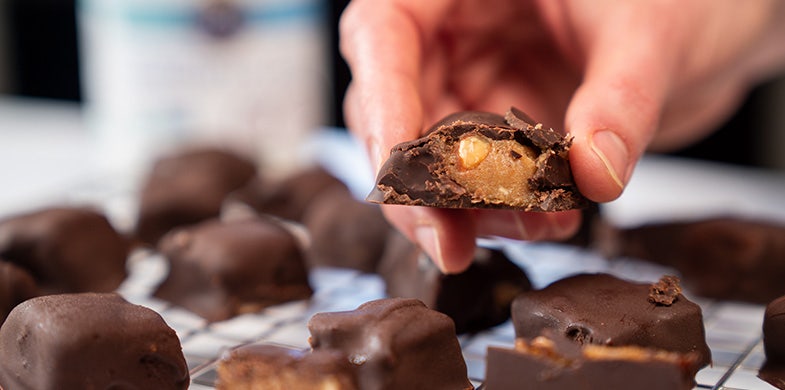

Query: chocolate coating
left=485, top=332, right=702, bottom=390
left=0, top=207, right=130, bottom=294
left=368, top=108, right=587, bottom=211
left=512, top=273, right=711, bottom=370
left=307, top=298, right=473, bottom=390
left=135, top=147, right=257, bottom=245
left=608, top=217, right=785, bottom=304
left=0, top=293, right=189, bottom=390
left=217, top=344, right=359, bottom=390
left=0, top=261, right=39, bottom=324
left=153, top=217, right=312, bottom=322
left=760, top=295, right=785, bottom=388
left=228, top=165, right=348, bottom=222
left=303, top=187, right=391, bottom=272
left=379, top=231, right=531, bottom=334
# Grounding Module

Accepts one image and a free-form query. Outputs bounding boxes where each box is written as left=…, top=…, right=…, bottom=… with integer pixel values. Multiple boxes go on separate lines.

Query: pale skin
left=340, top=0, right=785, bottom=273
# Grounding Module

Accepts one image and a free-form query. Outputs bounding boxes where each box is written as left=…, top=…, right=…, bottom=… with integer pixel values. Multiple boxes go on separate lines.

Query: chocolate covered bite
left=368, top=107, right=587, bottom=211
left=153, top=216, right=312, bottom=322
left=135, top=147, right=257, bottom=245
left=604, top=216, right=785, bottom=303
left=759, top=295, right=785, bottom=388
left=0, top=261, right=39, bottom=324
left=307, top=298, right=473, bottom=390
left=303, top=187, right=392, bottom=272
left=379, top=230, right=532, bottom=334
left=0, top=207, right=130, bottom=294
left=0, top=293, right=189, bottom=390
left=485, top=331, right=703, bottom=390
left=512, top=273, right=711, bottom=370
left=217, top=344, right=359, bottom=390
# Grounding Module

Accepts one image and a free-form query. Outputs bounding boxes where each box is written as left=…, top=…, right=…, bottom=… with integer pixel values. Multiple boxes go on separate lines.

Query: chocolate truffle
left=379, top=231, right=532, bottom=334
left=302, top=187, right=391, bottom=272
left=0, top=293, right=189, bottom=389
left=485, top=331, right=703, bottom=390
left=367, top=107, right=587, bottom=211
left=307, top=298, right=473, bottom=390
left=0, top=261, right=39, bottom=324
left=228, top=165, right=348, bottom=222
left=759, top=294, right=785, bottom=389
left=511, top=273, right=711, bottom=370
left=217, top=343, right=359, bottom=390
left=605, top=217, right=785, bottom=303
left=135, top=147, right=257, bottom=245
left=0, top=207, right=130, bottom=294
left=153, top=216, right=312, bottom=322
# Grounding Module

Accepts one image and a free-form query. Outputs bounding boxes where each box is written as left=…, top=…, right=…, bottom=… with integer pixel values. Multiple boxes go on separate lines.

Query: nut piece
left=458, top=135, right=491, bottom=169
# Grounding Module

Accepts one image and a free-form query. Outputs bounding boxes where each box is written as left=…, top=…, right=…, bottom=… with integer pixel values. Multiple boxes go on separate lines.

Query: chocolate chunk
left=760, top=295, right=785, bottom=389
left=153, top=216, right=312, bottom=322
left=302, top=187, right=392, bottom=273
left=367, top=108, right=587, bottom=211
left=135, top=147, right=257, bottom=245
left=485, top=331, right=703, bottom=390
left=511, top=273, right=711, bottom=371
left=378, top=230, right=532, bottom=334
left=217, top=344, right=359, bottom=390
left=0, top=261, right=39, bottom=325
left=648, top=275, right=682, bottom=306
left=606, top=217, right=785, bottom=303
left=307, top=298, right=473, bottom=390
left=0, top=207, right=130, bottom=294
left=0, top=293, right=189, bottom=390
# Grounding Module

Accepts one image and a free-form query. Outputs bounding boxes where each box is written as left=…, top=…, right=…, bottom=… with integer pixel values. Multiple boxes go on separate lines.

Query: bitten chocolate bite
left=307, top=298, right=474, bottom=390
left=759, top=295, right=785, bottom=389
left=217, top=343, right=359, bottom=390
left=0, top=293, right=189, bottom=390
left=511, top=274, right=711, bottom=371
left=485, top=331, right=703, bottom=390
left=604, top=216, right=785, bottom=304
left=379, top=231, right=532, bottom=334
left=0, top=207, right=130, bottom=294
left=368, top=107, right=587, bottom=211
left=135, top=147, right=257, bottom=245
left=153, top=216, right=312, bottom=322
left=0, top=261, right=39, bottom=324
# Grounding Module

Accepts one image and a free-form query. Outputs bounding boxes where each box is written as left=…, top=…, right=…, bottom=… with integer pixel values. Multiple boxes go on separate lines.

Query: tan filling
left=514, top=336, right=688, bottom=366
left=447, top=134, right=538, bottom=206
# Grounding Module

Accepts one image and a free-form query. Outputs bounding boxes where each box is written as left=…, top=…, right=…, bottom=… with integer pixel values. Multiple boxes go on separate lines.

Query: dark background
left=1, top=0, right=782, bottom=169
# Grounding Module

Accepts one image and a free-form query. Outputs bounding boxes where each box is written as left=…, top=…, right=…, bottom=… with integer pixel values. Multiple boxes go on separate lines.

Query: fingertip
left=569, top=130, right=629, bottom=202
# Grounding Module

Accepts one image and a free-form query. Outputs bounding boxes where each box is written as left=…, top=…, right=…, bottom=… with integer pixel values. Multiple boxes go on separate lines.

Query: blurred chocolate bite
left=0, top=261, right=39, bottom=324
left=0, top=293, right=189, bottom=390
left=760, top=294, right=785, bottom=389
left=379, top=230, right=532, bottom=334
left=135, top=147, right=257, bottom=245
left=153, top=216, right=312, bottom=322
left=0, top=207, right=130, bottom=294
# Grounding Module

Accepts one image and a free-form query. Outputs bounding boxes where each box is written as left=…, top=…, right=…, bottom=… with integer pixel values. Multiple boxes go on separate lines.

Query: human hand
left=340, top=0, right=785, bottom=273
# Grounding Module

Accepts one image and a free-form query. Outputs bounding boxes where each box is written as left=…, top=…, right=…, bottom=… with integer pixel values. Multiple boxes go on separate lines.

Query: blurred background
left=0, top=0, right=784, bottom=172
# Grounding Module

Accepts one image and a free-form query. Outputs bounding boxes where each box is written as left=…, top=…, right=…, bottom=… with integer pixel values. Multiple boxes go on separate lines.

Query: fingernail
left=590, top=130, right=629, bottom=190
left=511, top=213, right=529, bottom=240
left=414, top=225, right=445, bottom=272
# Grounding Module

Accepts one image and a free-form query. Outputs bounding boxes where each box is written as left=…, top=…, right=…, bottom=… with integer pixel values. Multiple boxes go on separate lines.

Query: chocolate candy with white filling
left=485, top=331, right=703, bottom=390
left=153, top=216, right=312, bottom=322
left=512, top=273, right=711, bottom=371
left=759, top=295, right=785, bottom=389
left=307, top=298, right=474, bottom=390
left=378, top=230, right=531, bottom=334
left=0, top=207, right=130, bottom=294
left=217, top=343, right=359, bottom=390
left=0, top=293, right=189, bottom=390
left=367, top=107, right=587, bottom=211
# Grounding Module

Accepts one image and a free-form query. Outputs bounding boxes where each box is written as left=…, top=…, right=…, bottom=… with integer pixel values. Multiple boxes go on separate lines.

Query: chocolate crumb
left=649, top=275, right=682, bottom=306
left=510, top=150, right=523, bottom=160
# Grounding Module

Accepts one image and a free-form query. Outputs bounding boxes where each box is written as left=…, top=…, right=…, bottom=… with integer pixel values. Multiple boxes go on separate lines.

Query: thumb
left=565, top=22, right=677, bottom=202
